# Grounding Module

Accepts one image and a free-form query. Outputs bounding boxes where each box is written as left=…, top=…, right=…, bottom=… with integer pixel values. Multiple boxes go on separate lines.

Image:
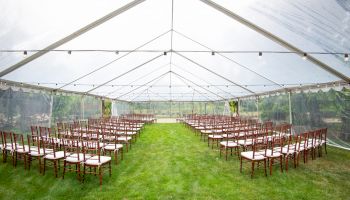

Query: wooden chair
left=101, top=127, right=123, bottom=164
left=2, top=131, right=15, bottom=165
left=13, top=133, right=29, bottom=169
left=220, top=129, right=239, bottom=160
left=27, top=134, right=45, bottom=173
left=62, top=139, right=87, bottom=181
left=208, top=125, right=223, bottom=149
left=282, top=134, right=299, bottom=172
left=82, top=139, right=112, bottom=186
left=43, top=137, right=65, bottom=178
left=266, top=135, right=283, bottom=175
left=240, top=137, right=268, bottom=178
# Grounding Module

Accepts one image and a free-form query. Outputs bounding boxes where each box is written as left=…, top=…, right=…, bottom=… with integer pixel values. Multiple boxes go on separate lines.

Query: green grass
left=0, top=123, right=350, bottom=200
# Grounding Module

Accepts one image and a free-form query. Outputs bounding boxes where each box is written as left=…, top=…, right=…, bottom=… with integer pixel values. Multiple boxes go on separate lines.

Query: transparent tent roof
left=0, top=0, right=349, bottom=101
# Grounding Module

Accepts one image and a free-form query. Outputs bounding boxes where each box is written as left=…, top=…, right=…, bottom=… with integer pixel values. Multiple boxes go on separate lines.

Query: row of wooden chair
left=182, top=115, right=327, bottom=178
left=1, top=116, right=151, bottom=185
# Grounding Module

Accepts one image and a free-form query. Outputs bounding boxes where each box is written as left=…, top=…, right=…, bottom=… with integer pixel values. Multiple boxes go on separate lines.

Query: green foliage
left=229, top=100, right=238, bottom=113
left=102, top=99, right=112, bottom=118
left=0, top=124, right=349, bottom=199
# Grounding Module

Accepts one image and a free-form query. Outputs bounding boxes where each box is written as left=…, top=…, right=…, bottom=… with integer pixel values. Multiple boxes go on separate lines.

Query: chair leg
left=77, top=164, right=81, bottom=182
left=62, top=161, right=66, bottom=179
left=115, top=150, right=118, bottom=165
left=109, top=162, right=112, bottom=177
left=280, top=156, right=283, bottom=173
left=285, top=155, right=289, bottom=172
left=54, top=160, right=58, bottom=178
left=99, top=166, right=103, bottom=186
left=251, top=161, right=255, bottom=178
left=240, top=157, right=243, bottom=173
left=225, top=148, right=228, bottom=161
left=269, top=158, right=273, bottom=175
left=264, top=159, right=267, bottom=177
left=38, top=157, right=42, bottom=173
left=43, top=159, right=46, bottom=175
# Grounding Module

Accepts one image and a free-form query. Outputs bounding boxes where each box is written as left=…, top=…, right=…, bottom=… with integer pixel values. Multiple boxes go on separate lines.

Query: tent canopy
left=0, top=0, right=349, bottom=101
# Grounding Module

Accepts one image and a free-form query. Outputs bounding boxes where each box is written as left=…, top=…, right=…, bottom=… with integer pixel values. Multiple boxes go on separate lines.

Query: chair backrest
left=27, top=134, right=41, bottom=154
left=31, top=126, right=39, bottom=136
left=62, top=138, right=80, bottom=159
left=271, top=135, right=284, bottom=155
left=83, top=139, right=100, bottom=162
left=3, top=131, right=14, bottom=149
left=252, top=136, right=267, bottom=158
left=13, top=133, right=26, bottom=151
left=41, top=136, right=55, bottom=156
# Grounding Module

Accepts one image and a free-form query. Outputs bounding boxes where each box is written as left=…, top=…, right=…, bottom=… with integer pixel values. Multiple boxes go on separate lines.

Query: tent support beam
left=172, top=63, right=237, bottom=98
left=171, top=71, right=226, bottom=100
left=86, top=53, right=163, bottom=93
left=200, top=0, right=350, bottom=83
left=0, top=0, right=146, bottom=78
left=174, top=51, right=255, bottom=94
left=173, top=30, right=284, bottom=88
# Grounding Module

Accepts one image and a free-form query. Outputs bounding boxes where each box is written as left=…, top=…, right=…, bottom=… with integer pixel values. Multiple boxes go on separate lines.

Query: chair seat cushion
left=241, top=151, right=265, bottom=160
left=208, top=135, right=223, bottom=139
left=117, top=136, right=132, bottom=141
left=44, top=151, right=65, bottom=160
left=85, top=156, right=111, bottom=166
left=220, top=141, right=238, bottom=147
left=103, top=144, right=123, bottom=150
left=65, top=153, right=91, bottom=163
left=29, top=151, right=44, bottom=157
left=265, top=149, right=282, bottom=157
left=282, top=147, right=295, bottom=154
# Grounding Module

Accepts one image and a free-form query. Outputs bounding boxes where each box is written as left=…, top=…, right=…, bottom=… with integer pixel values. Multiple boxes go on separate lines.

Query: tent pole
left=289, top=91, right=293, bottom=124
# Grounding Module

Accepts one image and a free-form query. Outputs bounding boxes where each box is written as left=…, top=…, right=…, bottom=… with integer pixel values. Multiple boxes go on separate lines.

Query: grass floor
left=0, top=123, right=350, bottom=200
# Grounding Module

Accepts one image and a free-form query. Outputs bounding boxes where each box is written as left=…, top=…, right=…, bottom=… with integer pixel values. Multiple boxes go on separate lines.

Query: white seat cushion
left=117, top=136, right=132, bottom=141
left=44, top=151, right=65, bottom=160
left=103, top=144, right=123, bottom=150
left=208, top=135, right=223, bottom=139
left=265, top=149, right=282, bottom=157
left=220, top=141, right=238, bottom=147
left=29, top=151, right=44, bottom=157
left=65, top=153, right=91, bottom=163
left=241, top=151, right=265, bottom=160
left=282, top=147, right=295, bottom=155
left=85, top=156, right=111, bottom=166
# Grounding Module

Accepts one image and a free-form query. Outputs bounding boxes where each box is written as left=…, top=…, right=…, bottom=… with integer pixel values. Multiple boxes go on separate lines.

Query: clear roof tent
left=0, top=0, right=349, bottom=102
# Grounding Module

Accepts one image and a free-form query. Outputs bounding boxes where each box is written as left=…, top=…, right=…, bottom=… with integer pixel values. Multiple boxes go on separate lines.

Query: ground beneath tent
left=0, top=123, right=350, bottom=199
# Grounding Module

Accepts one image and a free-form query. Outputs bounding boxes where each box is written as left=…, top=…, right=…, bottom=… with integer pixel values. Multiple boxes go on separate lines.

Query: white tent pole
left=0, top=0, right=146, bottom=78
left=200, top=0, right=350, bottom=83
left=289, top=91, right=293, bottom=124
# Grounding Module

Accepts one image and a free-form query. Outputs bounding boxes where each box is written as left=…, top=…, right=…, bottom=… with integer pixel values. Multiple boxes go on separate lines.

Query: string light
left=258, top=52, right=262, bottom=58
left=345, top=53, right=349, bottom=62
left=115, top=51, right=119, bottom=55
left=302, top=53, right=307, bottom=60
left=68, top=50, right=72, bottom=55
left=23, top=50, right=27, bottom=57
left=163, top=52, right=167, bottom=56
left=211, top=51, right=215, bottom=56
